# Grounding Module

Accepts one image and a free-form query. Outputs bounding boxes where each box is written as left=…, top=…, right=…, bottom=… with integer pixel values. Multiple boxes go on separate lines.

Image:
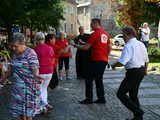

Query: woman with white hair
left=0, top=32, right=42, bottom=120
left=34, top=32, right=54, bottom=113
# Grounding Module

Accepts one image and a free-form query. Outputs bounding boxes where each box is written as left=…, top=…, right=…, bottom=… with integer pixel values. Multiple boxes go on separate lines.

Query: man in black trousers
left=112, top=27, right=149, bottom=120
left=73, top=18, right=111, bottom=104
left=74, top=26, right=90, bottom=79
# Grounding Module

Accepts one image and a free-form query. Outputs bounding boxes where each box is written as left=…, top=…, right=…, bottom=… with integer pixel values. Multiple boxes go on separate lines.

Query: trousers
left=40, top=74, right=52, bottom=106
left=85, top=61, right=107, bottom=100
left=117, top=67, right=145, bottom=116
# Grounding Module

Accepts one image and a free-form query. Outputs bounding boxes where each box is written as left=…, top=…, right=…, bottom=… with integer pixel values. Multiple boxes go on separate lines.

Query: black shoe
left=93, top=99, right=106, bottom=104
left=79, top=99, right=93, bottom=104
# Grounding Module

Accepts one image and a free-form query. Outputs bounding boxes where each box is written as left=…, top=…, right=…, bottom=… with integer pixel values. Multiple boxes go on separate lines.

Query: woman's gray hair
left=11, top=32, right=26, bottom=45
left=59, top=31, right=66, bottom=38
left=34, top=32, right=45, bottom=41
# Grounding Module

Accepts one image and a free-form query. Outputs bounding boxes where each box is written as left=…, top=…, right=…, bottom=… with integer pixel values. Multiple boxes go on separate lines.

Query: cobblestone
left=0, top=48, right=160, bottom=120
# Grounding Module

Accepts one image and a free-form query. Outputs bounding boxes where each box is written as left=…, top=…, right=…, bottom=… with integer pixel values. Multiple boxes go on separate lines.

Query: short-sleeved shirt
left=34, top=44, right=54, bottom=74
left=74, top=33, right=90, bottom=45
left=141, top=27, right=150, bottom=41
left=47, top=43, right=61, bottom=68
left=118, top=38, right=149, bottom=69
left=87, top=28, right=110, bottom=62
left=56, top=39, right=71, bottom=57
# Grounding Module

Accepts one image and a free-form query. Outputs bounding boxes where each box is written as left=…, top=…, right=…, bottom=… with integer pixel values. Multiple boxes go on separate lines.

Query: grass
left=148, top=63, right=160, bottom=72
left=149, top=38, right=159, bottom=45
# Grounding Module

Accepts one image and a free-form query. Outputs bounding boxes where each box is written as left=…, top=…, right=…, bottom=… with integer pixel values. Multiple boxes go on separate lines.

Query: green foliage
left=116, top=0, right=160, bottom=29
left=23, top=0, right=64, bottom=31
left=149, top=38, right=158, bottom=44
left=115, top=12, right=125, bottom=29
left=0, top=50, right=11, bottom=59
left=0, top=0, right=64, bottom=41
left=143, top=2, right=160, bottom=26
left=116, top=0, right=145, bottom=29
left=148, top=47, right=160, bottom=57
left=148, top=47, right=160, bottom=62
left=26, top=42, right=35, bottom=48
left=0, top=0, right=25, bottom=26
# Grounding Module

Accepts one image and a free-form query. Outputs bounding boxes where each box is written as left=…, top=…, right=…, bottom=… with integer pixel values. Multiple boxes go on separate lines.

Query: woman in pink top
left=34, top=32, right=54, bottom=113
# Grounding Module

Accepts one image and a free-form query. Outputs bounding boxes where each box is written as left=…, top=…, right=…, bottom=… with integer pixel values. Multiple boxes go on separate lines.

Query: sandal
left=47, top=104, right=54, bottom=112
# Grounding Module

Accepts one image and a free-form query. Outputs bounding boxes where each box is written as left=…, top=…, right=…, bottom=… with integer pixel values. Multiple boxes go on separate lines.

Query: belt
left=126, top=66, right=144, bottom=70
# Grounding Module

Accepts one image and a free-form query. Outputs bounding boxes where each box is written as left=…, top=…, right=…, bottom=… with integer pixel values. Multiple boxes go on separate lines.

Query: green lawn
left=148, top=63, right=160, bottom=72
left=149, top=38, right=159, bottom=45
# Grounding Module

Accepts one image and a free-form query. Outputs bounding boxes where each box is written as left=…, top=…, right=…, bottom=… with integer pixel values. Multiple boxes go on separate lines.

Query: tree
left=116, top=0, right=160, bottom=47
left=22, top=0, right=64, bottom=40
left=115, top=0, right=145, bottom=30
left=0, top=0, right=26, bottom=41
left=144, top=0, right=160, bottom=47
left=24, top=0, right=64, bottom=30
left=0, top=0, right=64, bottom=42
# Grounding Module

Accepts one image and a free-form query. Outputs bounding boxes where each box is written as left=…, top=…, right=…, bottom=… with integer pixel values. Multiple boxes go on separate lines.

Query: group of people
left=0, top=31, right=72, bottom=120
left=73, top=19, right=149, bottom=120
left=0, top=18, right=149, bottom=120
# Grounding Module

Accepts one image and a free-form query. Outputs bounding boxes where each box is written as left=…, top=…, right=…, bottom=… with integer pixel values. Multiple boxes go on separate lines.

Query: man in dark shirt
left=74, top=26, right=90, bottom=79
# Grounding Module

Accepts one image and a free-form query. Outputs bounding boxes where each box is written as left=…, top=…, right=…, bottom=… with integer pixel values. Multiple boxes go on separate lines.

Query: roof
left=65, top=0, right=78, bottom=5
left=77, top=2, right=91, bottom=7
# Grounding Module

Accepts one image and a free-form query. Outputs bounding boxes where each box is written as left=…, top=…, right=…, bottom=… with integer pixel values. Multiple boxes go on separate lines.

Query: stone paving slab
left=139, top=88, right=160, bottom=96
left=103, top=74, right=125, bottom=79
left=106, top=82, right=158, bottom=89
left=140, top=98, right=160, bottom=106
left=0, top=50, right=160, bottom=120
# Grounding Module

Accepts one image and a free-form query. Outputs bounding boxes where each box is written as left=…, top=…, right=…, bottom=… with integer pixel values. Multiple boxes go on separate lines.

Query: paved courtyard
left=0, top=49, right=160, bottom=120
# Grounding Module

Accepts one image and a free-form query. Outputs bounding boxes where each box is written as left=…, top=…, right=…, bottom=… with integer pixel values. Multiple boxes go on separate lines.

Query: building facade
left=60, top=0, right=78, bottom=35
left=77, top=0, right=91, bottom=33
left=77, top=0, right=119, bottom=36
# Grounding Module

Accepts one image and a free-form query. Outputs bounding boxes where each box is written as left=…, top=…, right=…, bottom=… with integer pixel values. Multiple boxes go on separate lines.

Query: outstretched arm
left=111, top=62, right=124, bottom=70
left=74, top=43, right=91, bottom=51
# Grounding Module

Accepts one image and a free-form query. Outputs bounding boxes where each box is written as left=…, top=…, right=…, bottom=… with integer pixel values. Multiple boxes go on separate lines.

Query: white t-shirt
left=141, top=27, right=150, bottom=41
left=118, top=38, right=149, bottom=69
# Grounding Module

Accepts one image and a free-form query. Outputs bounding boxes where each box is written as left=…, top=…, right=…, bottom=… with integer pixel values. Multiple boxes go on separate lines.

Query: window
left=64, top=23, right=67, bottom=33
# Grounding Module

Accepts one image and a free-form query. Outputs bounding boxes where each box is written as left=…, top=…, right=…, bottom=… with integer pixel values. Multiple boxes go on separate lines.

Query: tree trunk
left=6, top=25, right=12, bottom=43
left=21, top=24, right=24, bottom=33
left=30, top=24, right=33, bottom=43
left=158, top=19, right=160, bottom=48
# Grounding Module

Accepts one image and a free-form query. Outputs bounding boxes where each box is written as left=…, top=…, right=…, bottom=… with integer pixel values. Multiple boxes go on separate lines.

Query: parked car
left=112, top=34, right=125, bottom=46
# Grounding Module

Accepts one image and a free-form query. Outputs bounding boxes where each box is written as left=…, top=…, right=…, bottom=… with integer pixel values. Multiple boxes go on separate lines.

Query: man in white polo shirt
left=112, top=27, right=149, bottom=120
left=140, top=22, right=150, bottom=48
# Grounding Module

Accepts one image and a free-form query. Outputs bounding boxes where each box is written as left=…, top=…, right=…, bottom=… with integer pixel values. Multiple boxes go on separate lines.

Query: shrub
left=149, top=38, right=158, bottom=45
left=26, top=42, right=35, bottom=48
left=148, top=47, right=160, bottom=62
left=148, top=47, right=160, bottom=57
left=0, top=50, right=11, bottom=59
